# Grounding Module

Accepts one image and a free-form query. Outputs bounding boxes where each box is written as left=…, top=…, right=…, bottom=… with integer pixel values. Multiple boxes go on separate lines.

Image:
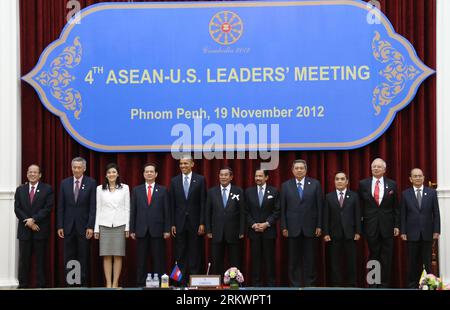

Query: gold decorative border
left=22, top=0, right=435, bottom=151
left=371, top=31, right=421, bottom=116
left=34, top=37, right=83, bottom=119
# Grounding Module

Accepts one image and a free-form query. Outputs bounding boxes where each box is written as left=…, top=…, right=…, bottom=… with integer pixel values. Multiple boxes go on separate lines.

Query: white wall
left=437, top=0, right=450, bottom=284
left=0, top=0, right=21, bottom=288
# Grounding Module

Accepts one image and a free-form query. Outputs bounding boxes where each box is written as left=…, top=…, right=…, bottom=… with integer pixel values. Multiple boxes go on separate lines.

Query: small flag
left=170, top=263, right=183, bottom=282
left=419, top=266, right=427, bottom=285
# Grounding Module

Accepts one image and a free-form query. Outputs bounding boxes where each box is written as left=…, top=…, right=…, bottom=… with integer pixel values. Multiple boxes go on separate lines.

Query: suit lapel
left=382, top=178, right=389, bottom=202
left=333, top=191, right=341, bottom=209
left=22, top=184, right=32, bottom=208
left=366, top=179, right=378, bottom=206
left=31, top=183, right=41, bottom=207
left=291, top=179, right=301, bottom=204
left=77, top=177, right=89, bottom=204
left=215, top=187, right=223, bottom=208
left=70, top=178, right=76, bottom=204
left=187, top=174, right=197, bottom=199
left=410, top=187, right=420, bottom=210
left=261, top=187, right=270, bottom=209
left=151, top=184, right=159, bottom=206
left=142, top=184, right=149, bottom=206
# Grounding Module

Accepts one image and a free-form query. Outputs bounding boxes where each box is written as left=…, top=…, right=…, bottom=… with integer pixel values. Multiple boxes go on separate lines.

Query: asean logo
left=209, top=11, right=243, bottom=45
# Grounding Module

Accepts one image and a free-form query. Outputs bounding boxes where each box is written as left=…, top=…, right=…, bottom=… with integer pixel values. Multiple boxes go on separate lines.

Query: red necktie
left=147, top=185, right=152, bottom=205
left=29, top=186, right=36, bottom=204
left=374, top=180, right=380, bottom=206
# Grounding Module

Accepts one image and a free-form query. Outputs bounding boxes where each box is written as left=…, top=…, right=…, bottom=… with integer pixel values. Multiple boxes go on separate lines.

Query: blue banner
left=23, top=0, right=434, bottom=152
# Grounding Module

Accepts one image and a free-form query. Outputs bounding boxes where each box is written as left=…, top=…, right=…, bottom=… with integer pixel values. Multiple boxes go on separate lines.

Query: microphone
left=206, top=262, right=211, bottom=275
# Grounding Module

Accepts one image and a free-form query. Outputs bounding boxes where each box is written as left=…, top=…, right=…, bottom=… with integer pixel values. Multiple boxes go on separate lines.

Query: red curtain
left=19, top=0, right=436, bottom=288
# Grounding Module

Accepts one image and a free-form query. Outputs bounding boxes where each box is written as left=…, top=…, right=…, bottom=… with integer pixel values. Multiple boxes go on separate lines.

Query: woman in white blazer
left=94, top=163, right=130, bottom=288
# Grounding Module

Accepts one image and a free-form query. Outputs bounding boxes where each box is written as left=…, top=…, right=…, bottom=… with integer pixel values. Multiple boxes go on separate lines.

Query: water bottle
left=153, top=273, right=159, bottom=288
left=145, top=273, right=152, bottom=288
left=161, top=273, right=169, bottom=288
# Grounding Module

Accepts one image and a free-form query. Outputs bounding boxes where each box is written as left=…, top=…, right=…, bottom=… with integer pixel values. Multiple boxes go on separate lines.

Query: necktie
left=222, top=188, right=228, bottom=208
left=258, top=186, right=264, bottom=207
left=416, top=189, right=422, bottom=209
left=374, top=180, right=380, bottom=206
left=183, top=176, right=189, bottom=199
left=74, top=180, right=80, bottom=202
left=147, top=185, right=153, bottom=205
left=29, top=186, right=36, bottom=204
left=339, top=191, right=344, bottom=208
left=297, top=182, right=303, bottom=200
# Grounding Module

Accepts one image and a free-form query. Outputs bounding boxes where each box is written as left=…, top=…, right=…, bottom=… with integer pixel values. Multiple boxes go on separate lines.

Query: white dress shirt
left=29, top=182, right=39, bottom=193
left=146, top=181, right=155, bottom=196
left=336, top=189, right=347, bottom=199
left=94, top=184, right=130, bottom=233
left=183, top=172, right=192, bottom=185
left=296, top=177, right=305, bottom=189
left=371, top=176, right=384, bottom=204
left=73, top=175, right=83, bottom=191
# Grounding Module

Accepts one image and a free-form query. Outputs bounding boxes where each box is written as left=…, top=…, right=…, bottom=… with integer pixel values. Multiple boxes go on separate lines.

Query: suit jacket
left=359, top=177, right=400, bottom=238
left=245, top=185, right=280, bottom=239
left=57, top=176, right=97, bottom=235
left=170, top=173, right=206, bottom=233
left=14, top=182, right=53, bottom=240
left=400, top=186, right=440, bottom=241
left=280, top=177, right=323, bottom=238
left=94, top=184, right=130, bottom=233
left=130, top=183, right=170, bottom=238
left=323, top=190, right=361, bottom=240
left=205, top=185, right=245, bottom=243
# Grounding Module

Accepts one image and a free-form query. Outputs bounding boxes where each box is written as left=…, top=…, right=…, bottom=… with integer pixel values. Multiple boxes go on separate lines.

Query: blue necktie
left=183, top=176, right=189, bottom=199
left=258, top=186, right=264, bottom=207
left=297, top=182, right=303, bottom=200
left=222, top=188, right=228, bottom=208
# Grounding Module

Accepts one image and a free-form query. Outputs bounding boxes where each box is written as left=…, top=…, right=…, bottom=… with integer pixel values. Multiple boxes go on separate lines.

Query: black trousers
left=174, top=221, right=203, bottom=283
left=250, top=236, right=276, bottom=286
left=64, top=232, right=91, bottom=286
left=366, top=235, right=393, bottom=288
left=407, top=238, right=433, bottom=288
left=18, top=239, right=47, bottom=288
left=136, top=233, right=165, bottom=287
left=328, top=238, right=357, bottom=287
left=211, top=240, right=240, bottom=276
left=288, top=233, right=317, bottom=287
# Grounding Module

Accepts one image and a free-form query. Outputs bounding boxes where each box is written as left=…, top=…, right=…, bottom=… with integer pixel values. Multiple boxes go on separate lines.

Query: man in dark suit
left=14, top=164, right=53, bottom=288
left=359, top=158, right=399, bottom=288
left=206, top=167, right=245, bottom=275
left=170, top=155, right=206, bottom=283
left=400, top=168, right=440, bottom=288
left=281, top=159, right=323, bottom=287
left=130, top=162, right=170, bottom=287
left=57, top=157, right=96, bottom=286
left=323, top=172, right=361, bottom=287
left=245, top=168, right=280, bottom=287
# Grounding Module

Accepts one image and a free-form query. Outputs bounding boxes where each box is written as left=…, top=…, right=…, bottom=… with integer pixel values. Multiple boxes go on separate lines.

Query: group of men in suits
left=14, top=156, right=440, bottom=288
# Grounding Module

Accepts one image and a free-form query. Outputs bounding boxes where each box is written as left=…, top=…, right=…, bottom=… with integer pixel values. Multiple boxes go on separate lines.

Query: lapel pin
left=424, top=192, right=427, bottom=196
left=308, top=182, right=311, bottom=185
left=37, top=189, right=40, bottom=193
left=155, top=188, right=158, bottom=192
left=346, top=195, right=350, bottom=198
